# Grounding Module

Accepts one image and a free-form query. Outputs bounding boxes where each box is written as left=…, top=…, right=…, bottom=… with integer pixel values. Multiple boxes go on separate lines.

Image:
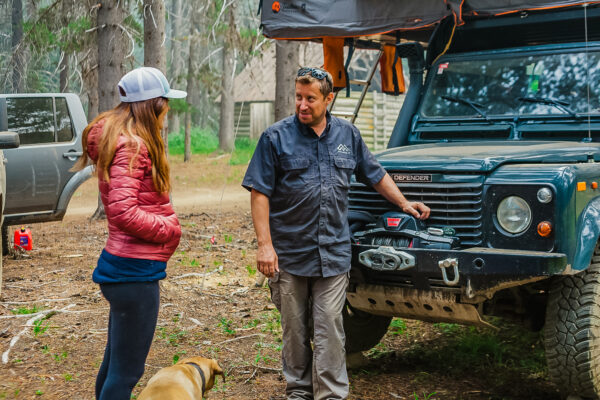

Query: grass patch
left=168, top=128, right=257, bottom=165
left=399, top=322, right=547, bottom=377
left=168, top=127, right=219, bottom=155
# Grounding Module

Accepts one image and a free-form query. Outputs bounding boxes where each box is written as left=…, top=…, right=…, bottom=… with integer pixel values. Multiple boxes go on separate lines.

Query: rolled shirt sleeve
left=242, top=131, right=277, bottom=197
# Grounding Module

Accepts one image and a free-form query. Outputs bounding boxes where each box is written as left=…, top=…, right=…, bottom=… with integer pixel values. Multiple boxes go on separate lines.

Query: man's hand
left=257, top=243, right=279, bottom=278
left=373, top=174, right=431, bottom=220
left=400, top=201, right=431, bottom=220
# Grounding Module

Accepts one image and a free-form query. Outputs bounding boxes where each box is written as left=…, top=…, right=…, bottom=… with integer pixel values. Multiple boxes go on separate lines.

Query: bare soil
left=0, top=155, right=561, bottom=399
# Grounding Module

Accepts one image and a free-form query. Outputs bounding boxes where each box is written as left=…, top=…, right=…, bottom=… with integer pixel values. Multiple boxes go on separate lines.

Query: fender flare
left=55, top=165, right=94, bottom=216
left=572, top=196, right=600, bottom=271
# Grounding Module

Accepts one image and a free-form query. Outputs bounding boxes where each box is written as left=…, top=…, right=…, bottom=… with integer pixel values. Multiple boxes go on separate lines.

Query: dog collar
left=185, top=362, right=206, bottom=392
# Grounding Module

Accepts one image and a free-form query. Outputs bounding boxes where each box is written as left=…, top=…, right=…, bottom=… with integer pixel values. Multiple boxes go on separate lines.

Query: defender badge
left=390, top=173, right=432, bottom=183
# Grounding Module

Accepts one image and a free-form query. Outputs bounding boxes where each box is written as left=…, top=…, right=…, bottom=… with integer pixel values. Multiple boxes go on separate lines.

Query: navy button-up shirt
left=242, top=113, right=385, bottom=277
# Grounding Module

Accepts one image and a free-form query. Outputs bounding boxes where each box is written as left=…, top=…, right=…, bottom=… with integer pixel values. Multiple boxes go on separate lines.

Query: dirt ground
left=0, top=156, right=562, bottom=400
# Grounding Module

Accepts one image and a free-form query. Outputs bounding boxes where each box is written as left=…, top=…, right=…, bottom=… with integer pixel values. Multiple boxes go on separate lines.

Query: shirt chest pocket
left=280, top=156, right=316, bottom=186
left=333, top=156, right=356, bottom=188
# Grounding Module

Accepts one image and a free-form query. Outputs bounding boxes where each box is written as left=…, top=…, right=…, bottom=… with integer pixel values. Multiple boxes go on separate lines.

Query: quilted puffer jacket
left=86, top=119, right=181, bottom=261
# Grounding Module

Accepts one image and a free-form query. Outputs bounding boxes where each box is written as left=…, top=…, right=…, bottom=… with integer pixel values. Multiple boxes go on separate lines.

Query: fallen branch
left=171, top=267, right=222, bottom=280
left=216, top=333, right=264, bottom=346
left=0, top=297, right=71, bottom=305
left=2, top=304, right=75, bottom=364
left=254, top=365, right=282, bottom=373
left=244, top=368, right=258, bottom=384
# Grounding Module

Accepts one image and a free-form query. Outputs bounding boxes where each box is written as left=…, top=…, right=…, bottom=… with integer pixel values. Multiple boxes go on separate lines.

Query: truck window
left=6, top=97, right=54, bottom=145
left=55, top=97, right=74, bottom=142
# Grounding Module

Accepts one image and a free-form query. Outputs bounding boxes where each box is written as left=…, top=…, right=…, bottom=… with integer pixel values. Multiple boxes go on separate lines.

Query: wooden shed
left=233, top=42, right=406, bottom=151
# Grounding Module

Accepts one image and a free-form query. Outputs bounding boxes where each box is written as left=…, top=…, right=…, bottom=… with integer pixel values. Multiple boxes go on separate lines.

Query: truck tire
left=1, top=224, right=7, bottom=256
left=544, top=244, right=600, bottom=399
left=343, top=301, right=391, bottom=354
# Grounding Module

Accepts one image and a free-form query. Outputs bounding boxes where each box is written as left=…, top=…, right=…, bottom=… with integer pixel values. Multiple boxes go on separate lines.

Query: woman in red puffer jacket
left=72, top=67, right=186, bottom=400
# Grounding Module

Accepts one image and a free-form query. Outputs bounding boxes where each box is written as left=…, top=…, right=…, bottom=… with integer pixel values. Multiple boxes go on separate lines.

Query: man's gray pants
left=269, top=270, right=349, bottom=400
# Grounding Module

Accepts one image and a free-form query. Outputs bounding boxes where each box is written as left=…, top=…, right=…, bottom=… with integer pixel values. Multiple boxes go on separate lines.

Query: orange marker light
left=537, top=221, right=552, bottom=237
left=272, top=1, right=281, bottom=12
left=593, top=182, right=599, bottom=189
left=578, top=182, right=587, bottom=191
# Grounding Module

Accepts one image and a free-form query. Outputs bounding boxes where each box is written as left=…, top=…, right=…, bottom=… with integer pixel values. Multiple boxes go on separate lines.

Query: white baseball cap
left=118, top=67, right=187, bottom=103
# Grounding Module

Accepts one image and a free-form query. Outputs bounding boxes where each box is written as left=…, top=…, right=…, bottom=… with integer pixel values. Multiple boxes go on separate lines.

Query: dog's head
left=177, top=356, right=225, bottom=396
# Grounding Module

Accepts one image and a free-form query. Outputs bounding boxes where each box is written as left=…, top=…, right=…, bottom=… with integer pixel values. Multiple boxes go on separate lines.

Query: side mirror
left=395, top=42, right=425, bottom=72
left=0, top=131, right=20, bottom=149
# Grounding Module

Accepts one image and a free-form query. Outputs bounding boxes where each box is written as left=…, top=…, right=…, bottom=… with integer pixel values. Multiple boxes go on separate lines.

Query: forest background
left=0, top=0, right=302, bottom=162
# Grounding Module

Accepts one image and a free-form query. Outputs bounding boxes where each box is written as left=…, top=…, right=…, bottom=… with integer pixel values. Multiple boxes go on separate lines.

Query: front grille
left=349, top=179, right=484, bottom=246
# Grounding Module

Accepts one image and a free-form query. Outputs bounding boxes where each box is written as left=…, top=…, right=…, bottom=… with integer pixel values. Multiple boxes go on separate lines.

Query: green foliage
left=168, top=128, right=257, bottom=165
left=218, top=317, right=236, bottom=335
left=168, top=128, right=219, bottom=155
left=11, top=305, right=42, bottom=315
left=245, top=264, right=257, bottom=277
left=33, top=319, right=49, bottom=337
left=230, top=137, right=258, bottom=166
left=389, top=318, right=407, bottom=335
left=157, top=326, right=187, bottom=347
left=412, top=392, right=437, bottom=400
left=168, top=98, right=191, bottom=115
left=401, top=323, right=546, bottom=376
left=172, top=350, right=187, bottom=365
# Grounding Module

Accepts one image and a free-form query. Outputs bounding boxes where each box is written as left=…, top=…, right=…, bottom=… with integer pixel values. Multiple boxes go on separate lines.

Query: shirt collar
left=294, top=112, right=332, bottom=138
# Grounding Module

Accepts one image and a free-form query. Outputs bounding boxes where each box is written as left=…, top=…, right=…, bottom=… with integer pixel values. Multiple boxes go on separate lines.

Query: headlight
left=497, top=196, right=532, bottom=234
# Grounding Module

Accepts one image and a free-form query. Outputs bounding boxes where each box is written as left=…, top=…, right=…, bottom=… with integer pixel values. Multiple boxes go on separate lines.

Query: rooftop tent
left=260, top=0, right=600, bottom=39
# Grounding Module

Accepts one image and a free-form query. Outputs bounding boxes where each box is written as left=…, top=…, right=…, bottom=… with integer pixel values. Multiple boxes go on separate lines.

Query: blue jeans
left=95, top=281, right=160, bottom=400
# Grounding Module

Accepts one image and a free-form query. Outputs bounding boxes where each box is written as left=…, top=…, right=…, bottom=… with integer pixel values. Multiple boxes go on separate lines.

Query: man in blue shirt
left=243, top=67, right=430, bottom=399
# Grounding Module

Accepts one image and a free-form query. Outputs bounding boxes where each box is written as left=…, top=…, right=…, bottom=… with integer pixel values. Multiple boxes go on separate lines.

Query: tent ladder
left=329, top=49, right=382, bottom=124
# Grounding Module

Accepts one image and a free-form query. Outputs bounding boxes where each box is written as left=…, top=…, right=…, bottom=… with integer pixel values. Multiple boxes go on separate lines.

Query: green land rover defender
left=262, top=2, right=600, bottom=398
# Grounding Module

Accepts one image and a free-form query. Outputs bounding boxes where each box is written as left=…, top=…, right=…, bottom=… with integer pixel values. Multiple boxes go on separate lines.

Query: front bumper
left=351, top=244, right=568, bottom=296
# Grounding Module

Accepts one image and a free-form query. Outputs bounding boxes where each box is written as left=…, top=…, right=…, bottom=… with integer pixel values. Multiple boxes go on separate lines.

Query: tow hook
left=438, top=258, right=460, bottom=286
left=358, top=246, right=416, bottom=271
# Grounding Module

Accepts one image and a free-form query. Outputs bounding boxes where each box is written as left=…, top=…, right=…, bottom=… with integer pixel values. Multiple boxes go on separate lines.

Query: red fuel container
left=14, top=227, right=33, bottom=251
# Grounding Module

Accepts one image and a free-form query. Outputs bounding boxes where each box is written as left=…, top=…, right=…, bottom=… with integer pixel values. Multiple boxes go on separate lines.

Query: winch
left=351, top=211, right=460, bottom=250
left=350, top=211, right=460, bottom=273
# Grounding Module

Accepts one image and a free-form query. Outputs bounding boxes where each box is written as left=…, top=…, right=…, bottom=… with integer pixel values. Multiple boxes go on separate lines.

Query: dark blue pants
left=95, top=281, right=160, bottom=400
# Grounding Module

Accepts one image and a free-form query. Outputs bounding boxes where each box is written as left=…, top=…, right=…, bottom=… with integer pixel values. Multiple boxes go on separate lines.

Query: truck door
left=2, top=96, right=79, bottom=216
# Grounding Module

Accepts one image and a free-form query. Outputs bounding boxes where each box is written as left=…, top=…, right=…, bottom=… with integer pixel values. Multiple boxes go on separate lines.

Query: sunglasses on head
left=297, top=67, right=332, bottom=85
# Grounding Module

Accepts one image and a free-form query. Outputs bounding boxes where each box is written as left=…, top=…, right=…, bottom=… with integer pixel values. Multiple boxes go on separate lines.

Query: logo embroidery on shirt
left=337, top=144, right=351, bottom=154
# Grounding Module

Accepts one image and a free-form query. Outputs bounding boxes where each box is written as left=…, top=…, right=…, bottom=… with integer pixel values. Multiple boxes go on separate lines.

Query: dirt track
left=0, top=156, right=561, bottom=399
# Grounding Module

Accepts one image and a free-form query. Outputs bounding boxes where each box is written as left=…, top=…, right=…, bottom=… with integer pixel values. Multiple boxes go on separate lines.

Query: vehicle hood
left=375, top=141, right=600, bottom=172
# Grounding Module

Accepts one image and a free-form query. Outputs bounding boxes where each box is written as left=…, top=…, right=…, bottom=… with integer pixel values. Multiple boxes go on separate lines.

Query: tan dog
left=137, top=356, right=225, bottom=400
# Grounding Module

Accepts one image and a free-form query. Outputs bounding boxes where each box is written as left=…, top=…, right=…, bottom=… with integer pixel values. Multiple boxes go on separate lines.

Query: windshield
left=421, top=49, right=600, bottom=118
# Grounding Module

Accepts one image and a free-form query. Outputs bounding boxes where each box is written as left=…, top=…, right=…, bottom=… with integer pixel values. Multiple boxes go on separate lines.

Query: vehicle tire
left=1, top=224, right=8, bottom=256
left=343, top=301, right=391, bottom=353
left=544, top=243, right=600, bottom=399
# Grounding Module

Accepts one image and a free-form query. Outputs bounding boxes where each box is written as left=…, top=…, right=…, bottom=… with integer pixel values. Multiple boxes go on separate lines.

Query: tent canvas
left=261, top=0, right=600, bottom=39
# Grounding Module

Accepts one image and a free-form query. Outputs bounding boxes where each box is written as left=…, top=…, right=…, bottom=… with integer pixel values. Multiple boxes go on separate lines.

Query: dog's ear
left=211, top=359, right=225, bottom=382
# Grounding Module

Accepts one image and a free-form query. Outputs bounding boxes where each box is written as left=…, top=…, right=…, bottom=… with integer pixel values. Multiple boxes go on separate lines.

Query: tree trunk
left=59, top=54, right=69, bottom=92
left=218, top=4, right=235, bottom=152
left=98, top=0, right=125, bottom=113
left=144, top=0, right=169, bottom=155
left=59, top=0, right=72, bottom=92
left=167, top=0, right=183, bottom=136
left=184, top=109, right=192, bottom=162
left=183, top=0, right=201, bottom=162
left=11, top=0, right=23, bottom=93
left=275, top=40, right=300, bottom=121
left=94, top=0, right=126, bottom=220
